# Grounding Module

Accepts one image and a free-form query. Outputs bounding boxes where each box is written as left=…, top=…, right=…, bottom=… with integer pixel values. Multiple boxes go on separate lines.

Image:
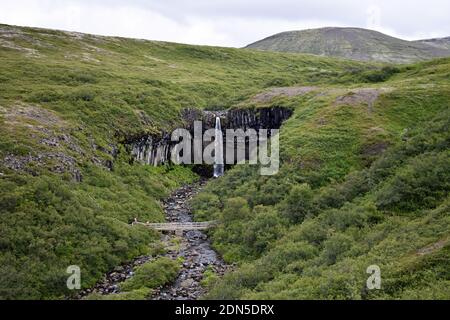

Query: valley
left=0, top=23, right=449, bottom=300
left=80, top=180, right=228, bottom=300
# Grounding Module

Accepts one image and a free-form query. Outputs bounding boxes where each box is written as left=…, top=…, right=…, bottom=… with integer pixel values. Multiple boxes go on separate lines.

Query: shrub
left=120, top=257, right=180, bottom=292
left=221, top=197, right=250, bottom=223
left=316, top=171, right=370, bottom=209
left=290, top=219, right=328, bottom=245
left=191, top=192, right=221, bottom=221
left=265, top=77, right=294, bottom=87
left=323, top=203, right=382, bottom=231
left=321, top=233, right=354, bottom=265
left=244, top=206, right=285, bottom=254
left=279, top=184, right=315, bottom=223
left=362, top=66, right=400, bottom=83
left=71, top=89, right=96, bottom=102
left=376, top=152, right=450, bottom=212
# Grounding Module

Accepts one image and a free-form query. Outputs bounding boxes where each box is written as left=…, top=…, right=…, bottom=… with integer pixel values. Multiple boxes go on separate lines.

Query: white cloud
left=0, top=0, right=449, bottom=47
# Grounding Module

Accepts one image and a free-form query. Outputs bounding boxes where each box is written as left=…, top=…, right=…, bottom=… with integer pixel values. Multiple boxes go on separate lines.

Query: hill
left=246, top=27, right=450, bottom=63
left=0, top=23, right=375, bottom=299
left=194, top=57, right=450, bottom=299
left=415, top=37, right=450, bottom=50
left=0, top=23, right=449, bottom=300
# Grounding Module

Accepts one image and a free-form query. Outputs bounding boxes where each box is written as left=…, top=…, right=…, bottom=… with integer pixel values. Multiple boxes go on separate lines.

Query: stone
left=180, top=279, right=194, bottom=288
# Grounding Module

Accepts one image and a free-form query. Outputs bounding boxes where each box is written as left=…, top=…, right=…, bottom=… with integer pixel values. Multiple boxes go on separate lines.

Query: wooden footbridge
left=132, top=220, right=217, bottom=234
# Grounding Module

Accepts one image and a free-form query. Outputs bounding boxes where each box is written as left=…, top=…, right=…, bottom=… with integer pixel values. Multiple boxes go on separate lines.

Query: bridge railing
left=132, top=220, right=218, bottom=231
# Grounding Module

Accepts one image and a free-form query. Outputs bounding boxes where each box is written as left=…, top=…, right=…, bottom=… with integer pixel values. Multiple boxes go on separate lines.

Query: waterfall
left=213, top=116, right=224, bottom=177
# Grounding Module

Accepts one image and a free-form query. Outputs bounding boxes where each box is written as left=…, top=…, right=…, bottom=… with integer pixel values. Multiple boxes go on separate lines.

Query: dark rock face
left=227, top=106, right=292, bottom=130
left=129, top=134, right=173, bottom=166
left=126, top=106, right=293, bottom=167
left=181, top=107, right=292, bottom=131
left=181, top=108, right=227, bottom=131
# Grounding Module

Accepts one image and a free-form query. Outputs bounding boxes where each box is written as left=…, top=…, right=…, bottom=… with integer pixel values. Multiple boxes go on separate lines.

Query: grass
left=84, top=256, right=181, bottom=300
left=0, top=23, right=449, bottom=300
left=193, top=58, right=450, bottom=299
left=120, top=257, right=180, bottom=292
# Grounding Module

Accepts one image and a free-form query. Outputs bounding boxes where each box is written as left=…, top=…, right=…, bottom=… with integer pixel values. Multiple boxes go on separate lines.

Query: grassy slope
left=194, top=58, right=450, bottom=299
left=0, top=24, right=380, bottom=299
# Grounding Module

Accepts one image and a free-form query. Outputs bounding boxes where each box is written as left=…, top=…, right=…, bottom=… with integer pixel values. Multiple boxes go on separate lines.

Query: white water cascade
left=213, top=116, right=224, bottom=178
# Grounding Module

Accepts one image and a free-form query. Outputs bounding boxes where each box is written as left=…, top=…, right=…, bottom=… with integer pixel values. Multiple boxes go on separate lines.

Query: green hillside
left=0, top=23, right=449, bottom=299
left=194, top=57, right=450, bottom=299
left=246, top=27, right=450, bottom=63
left=0, top=23, right=375, bottom=299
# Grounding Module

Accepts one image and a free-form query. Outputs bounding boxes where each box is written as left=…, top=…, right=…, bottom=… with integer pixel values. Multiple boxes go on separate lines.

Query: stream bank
left=152, top=180, right=228, bottom=300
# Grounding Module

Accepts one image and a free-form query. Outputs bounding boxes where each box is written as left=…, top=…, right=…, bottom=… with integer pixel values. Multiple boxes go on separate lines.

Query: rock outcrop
left=227, top=106, right=292, bottom=130
left=130, top=134, right=173, bottom=166
left=127, top=106, right=293, bottom=167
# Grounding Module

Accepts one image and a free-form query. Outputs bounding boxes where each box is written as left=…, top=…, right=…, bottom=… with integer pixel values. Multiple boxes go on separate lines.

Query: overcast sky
left=0, top=0, right=449, bottom=47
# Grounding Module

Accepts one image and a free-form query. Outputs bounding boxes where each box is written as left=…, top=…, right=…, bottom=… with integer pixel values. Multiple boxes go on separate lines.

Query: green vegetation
left=0, top=165, right=195, bottom=299
left=1, top=23, right=449, bottom=300
left=0, top=23, right=382, bottom=299
left=120, top=257, right=180, bottom=292
left=200, top=265, right=220, bottom=290
left=84, top=256, right=180, bottom=300
left=193, top=58, right=450, bottom=299
left=361, top=66, right=400, bottom=83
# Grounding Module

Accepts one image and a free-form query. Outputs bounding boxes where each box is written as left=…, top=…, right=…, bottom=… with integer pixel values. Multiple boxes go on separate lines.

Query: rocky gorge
left=77, top=180, right=229, bottom=300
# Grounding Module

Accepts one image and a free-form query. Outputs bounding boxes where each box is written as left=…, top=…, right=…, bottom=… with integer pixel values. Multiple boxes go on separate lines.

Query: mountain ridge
left=246, top=27, right=450, bottom=63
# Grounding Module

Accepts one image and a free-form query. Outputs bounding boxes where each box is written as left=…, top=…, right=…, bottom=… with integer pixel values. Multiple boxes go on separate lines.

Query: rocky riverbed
left=151, top=181, right=228, bottom=300
left=77, top=179, right=229, bottom=300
